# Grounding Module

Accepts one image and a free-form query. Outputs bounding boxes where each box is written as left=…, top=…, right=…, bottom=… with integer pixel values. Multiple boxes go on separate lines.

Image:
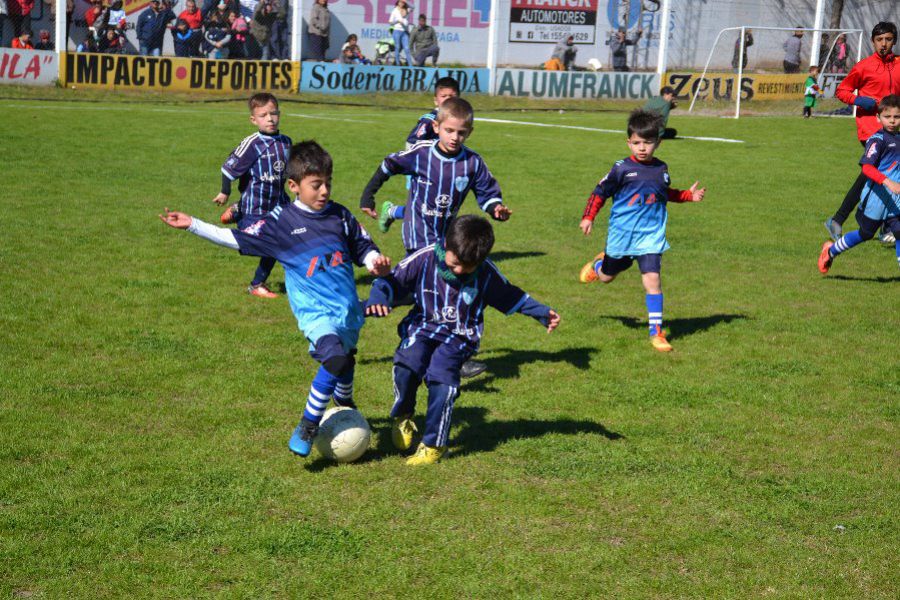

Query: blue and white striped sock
left=646, top=293, right=663, bottom=337
left=302, top=366, right=338, bottom=425
left=830, top=230, right=864, bottom=257
left=333, top=371, right=355, bottom=408
left=593, top=256, right=604, bottom=276
left=390, top=205, right=405, bottom=219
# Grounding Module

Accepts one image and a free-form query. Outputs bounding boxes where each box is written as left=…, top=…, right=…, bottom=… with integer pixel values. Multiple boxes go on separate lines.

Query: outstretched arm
left=159, top=208, right=240, bottom=249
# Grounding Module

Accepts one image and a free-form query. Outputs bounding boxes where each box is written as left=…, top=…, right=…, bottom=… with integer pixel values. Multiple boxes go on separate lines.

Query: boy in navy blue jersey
left=214, top=93, right=293, bottom=299
left=365, top=215, right=560, bottom=465
left=160, top=141, right=391, bottom=458
left=365, top=76, right=461, bottom=233
left=819, top=94, right=900, bottom=273
left=578, top=109, right=705, bottom=353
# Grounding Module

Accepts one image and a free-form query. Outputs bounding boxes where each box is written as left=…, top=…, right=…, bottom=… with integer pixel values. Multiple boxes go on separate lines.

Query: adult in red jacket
left=825, top=21, right=899, bottom=240
left=7, top=0, right=35, bottom=38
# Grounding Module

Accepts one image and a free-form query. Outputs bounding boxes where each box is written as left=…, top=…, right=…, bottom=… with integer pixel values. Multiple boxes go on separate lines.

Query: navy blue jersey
left=221, top=132, right=292, bottom=217
left=368, top=245, right=550, bottom=352
left=405, top=109, right=438, bottom=148
left=859, top=129, right=900, bottom=220
left=380, top=141, right=503, bottom=251
left=232, top=200, right=379, bottom=348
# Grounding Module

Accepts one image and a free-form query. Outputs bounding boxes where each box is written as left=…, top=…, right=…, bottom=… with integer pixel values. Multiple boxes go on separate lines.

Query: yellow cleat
left=650, top=334, right=673, bottom=352
left=579, top=253, right=605, bottom=283
left=391, top=415, right=417, bottom=451
left=405, top=443, right=445, bottom=466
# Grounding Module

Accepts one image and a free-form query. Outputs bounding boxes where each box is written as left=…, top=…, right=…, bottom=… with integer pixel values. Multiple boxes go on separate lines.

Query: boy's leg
left=826, top=147, right=867, bottom=237
left=819, top=212, right=879, bottom=274
left=379, top=201, right=405, bottom=233
left=391, top=338, right=435, bottom=450
left=638, top=255, right=671, bottom=352
left=887, top=217, right=900, bottom=269
left=409, top=344, right=467, bottom=465
left=248, top=257, right=278, bottom=297
left=580, top=252, right=628, bottom=283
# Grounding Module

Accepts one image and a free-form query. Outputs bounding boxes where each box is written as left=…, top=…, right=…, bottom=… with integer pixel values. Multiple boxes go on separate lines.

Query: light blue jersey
left=859, top=130, right=900, bottom=221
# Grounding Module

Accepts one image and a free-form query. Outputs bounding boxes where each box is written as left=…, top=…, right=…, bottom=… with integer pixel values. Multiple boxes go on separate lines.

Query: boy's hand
left=368, top=254, right=392, bottom=276
left=884, top=179, right=900, bottom=195
left=159, top=208, right=192, bottom=229
left=213, top=192, right=229, bottom=205
left=579, top=218, right=593, bottom=235
left=493, top=204, right=512, bottom=221
left=361, top=207, right=378, bottom=219
left=688, top=182, right=705, bottom=202
left=546, top=310, right=561, bottom=333
left=365, top=304, right=391, bottom=317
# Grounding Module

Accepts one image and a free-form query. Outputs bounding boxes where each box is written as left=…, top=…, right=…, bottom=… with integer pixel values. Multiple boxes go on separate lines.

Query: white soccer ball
left=313, top=407, right=371, bottom=463
left=587, top=58, right=603, bottom=71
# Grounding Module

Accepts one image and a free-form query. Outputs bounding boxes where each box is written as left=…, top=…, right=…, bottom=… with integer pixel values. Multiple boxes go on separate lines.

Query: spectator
left=179, top=0, right=202, bottom=30
left=250, top=0, right=276, bottom=59
left=783, top=27, right=803, bottom=73
left=99, top=26, right=124, bottom=52
left=830, top=33, right=849, bottom=73
left=643, top=86, right=678, bottom=139
left=76, top=33, right=98, bottom=51
left=388, top=0, right=411, bottom=65
left=551, top=35, right=577, bottom=70
left=137, top=0, right=175, bottom=56
left=307, top=0, right=329, bottom=61
left=732, top=28, right=753, bottom=71
left=85, top=0, right=108, bottom=39
left=108, top=0, right=126, bottom=32
left=269, top=0, right=288, bottom=59
left=341, top=34, right=370, bottom=64
left=7, top=0, right=34, bottom=42
left=818, top=32, right=831, bottom=69
left=607, top=28, right=641, bottom=72
left=410, top=13, right=439, bottom=66
left=0, top=0, right=7, bottom=49
left=172, top=18, right=197, bottom=56
left=337, top=44, right=354, bottom=64
left=12, top=28, right=33, bottom=48
left=34, top=28, right=53, bottom=50
left=227, top=10, right=248, bottom=58
left=203, top=10, right=231, bottom=58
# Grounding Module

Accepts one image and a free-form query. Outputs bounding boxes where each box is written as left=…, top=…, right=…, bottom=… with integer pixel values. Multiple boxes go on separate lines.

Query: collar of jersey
left=293, top=199, right=329, bottom=214
left=431, top=143, right=467, bottom=162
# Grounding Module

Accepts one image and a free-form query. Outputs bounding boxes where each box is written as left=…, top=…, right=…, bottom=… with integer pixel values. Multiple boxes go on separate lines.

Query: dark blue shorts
left=600, top=253, right=662, bottom=276
left=309, top=334, right=355, bottom=366
left=856, top=211, right=900, bottom=239
left=394, top=337, right=472, bottom=387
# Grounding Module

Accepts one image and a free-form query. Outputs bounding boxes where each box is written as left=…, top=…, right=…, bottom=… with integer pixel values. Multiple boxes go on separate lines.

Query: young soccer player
left=577, top=109, right=706, bottom=353
left=160, top=141, right=391, bottom=457
left=359, top=96, right=512, bottom=379
left=365, top=215, right=560, bottom=465
left=803, top=65, right=822, bottom=118
left=818, top=94, right=900, bottom=273
left=214, top=93, right=292, bottom=298
left=367, top=76, right=461, bottom=233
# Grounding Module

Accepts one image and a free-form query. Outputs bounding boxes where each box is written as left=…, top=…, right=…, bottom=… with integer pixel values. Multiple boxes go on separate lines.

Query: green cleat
left=379, top=201, right=396, bottom=233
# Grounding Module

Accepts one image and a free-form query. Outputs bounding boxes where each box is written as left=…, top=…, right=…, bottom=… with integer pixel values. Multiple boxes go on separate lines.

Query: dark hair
left=626, top=109, right=663, bottom=140
left=248, top=92, right=278, bottom=112
left=436, top=96, right=474, bottom=128
left=878, top=94, right=900, bottom=113
left=444, top=215, right=494, bottom=266
left=871, top=22, right=897, bottom=40
left=418, top=13, right=426, bottom=19
left=286, top=140, right=333, bottom=183
left=660, top=86, right=675, bottom=96
left=434, top=76, right=460, bottom=95
left=345, top=33, right=357, bottom=43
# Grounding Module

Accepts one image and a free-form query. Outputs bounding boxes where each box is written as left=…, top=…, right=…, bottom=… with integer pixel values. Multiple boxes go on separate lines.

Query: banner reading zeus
left=509, top=0, right=598, bottom=44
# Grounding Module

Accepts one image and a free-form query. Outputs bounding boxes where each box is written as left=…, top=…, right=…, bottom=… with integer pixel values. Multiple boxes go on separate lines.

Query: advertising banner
left=62, top=53, right=299, bottom=93
left=300, top=63, right=489, bottom=95
left=819, top=73, right=848, bottom=99
left=0, top=49, right=58, bottom=86
left=663, top=72, right=811, bottom=102
left=509, top=0, right=598, bottom=45
left=495, top=68, right=658, bottom=99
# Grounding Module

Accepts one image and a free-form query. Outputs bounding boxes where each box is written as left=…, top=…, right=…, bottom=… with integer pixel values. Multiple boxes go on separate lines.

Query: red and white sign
left=0, top=49, right=58, bottom=86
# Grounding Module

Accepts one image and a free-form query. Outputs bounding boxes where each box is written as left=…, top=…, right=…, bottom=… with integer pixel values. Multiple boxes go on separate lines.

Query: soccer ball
left=313, top=407, right=371, bottom=463
left=587, top=58, right=603, bottom=71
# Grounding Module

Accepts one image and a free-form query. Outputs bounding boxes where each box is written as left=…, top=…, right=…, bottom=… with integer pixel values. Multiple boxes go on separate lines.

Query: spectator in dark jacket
left=137, top=0, right=175, bottom=56
left=7, top=0, right=34, bottom=39
left=732, top=28, right=753, bottom=71
left=607, top=28, right=641, bottom=71
left=250, top=0, right=276, bottom=59
left=269, top=0, right=289, bottom=59
left=410, top=13, right=439, bottom=66
left=173, top=18, right=200, bottom=56
left=34, top=29, right=54, bottom=50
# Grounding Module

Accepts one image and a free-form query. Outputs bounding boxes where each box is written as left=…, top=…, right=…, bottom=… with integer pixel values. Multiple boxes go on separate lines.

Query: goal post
left=687, top=26, right=864, bottom=119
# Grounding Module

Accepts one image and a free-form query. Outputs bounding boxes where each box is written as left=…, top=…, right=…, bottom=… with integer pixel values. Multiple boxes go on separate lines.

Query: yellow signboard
left=664, top=72, right=808, bottom=101
left=62, top=53, right=299, bottom=94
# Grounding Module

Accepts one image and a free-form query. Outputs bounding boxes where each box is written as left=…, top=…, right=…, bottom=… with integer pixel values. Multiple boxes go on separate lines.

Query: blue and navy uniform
left=405, top=109, right=438, bottom=148
left=232, top=200, right=379, bottom=350
left=365, top=141, right=504, bottom=252
left=858, top=130, right=900, bottom=222
left=222, top=132, right=292, bottom=218
left=367, top=245, right=552, bottom=448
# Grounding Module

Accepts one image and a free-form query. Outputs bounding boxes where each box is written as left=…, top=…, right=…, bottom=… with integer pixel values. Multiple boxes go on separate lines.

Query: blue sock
left=593, top=255, right=604, bottom=276
left=646, top=293, right=663, bottom=337
left=332, top=368, right=356, bottom=409
left=895, top=239, right=900, bottom=269
left=302, top=365, right=338, bottom=425
left=830, top=230, right=864, bottom=257
left=390, top=205, right=405, bottom=219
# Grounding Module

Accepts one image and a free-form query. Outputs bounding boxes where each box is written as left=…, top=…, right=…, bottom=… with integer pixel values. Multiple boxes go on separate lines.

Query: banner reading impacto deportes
left=299, top=63, right=489, bottom=95
left=0, top=48, right=57, bottom=86
left=495, top=68, right=658, bottom=99
left=662, top=72, right=811, bottom=102
left=62, top=53, right=299, bottom=93
left=509, top=0, right=598, bottom=44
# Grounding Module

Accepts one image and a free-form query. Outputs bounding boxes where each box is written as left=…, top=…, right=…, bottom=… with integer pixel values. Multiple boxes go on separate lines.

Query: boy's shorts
left=856, top=211, right=900, bottom=239
left=394, top=337, right=472, bottom=387
left=600, top=253, right=662, bottom=276
left=309, top=334, right=357, bottom=373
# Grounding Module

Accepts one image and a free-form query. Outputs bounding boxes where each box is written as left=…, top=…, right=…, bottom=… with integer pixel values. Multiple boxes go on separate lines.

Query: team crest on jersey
left=273, top=160, right=285, bottom=173
left=241, top=219, right=266, bottom=236
left=454, top=176, right=469, bottom=192
left=461, top=285, right=476, bottom=304
left=440, top=306, right=458, bottom=322
left=436, top=194, right=452, bottom=209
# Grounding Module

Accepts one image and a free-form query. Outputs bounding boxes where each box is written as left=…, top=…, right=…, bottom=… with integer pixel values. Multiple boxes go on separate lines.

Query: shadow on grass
left=600, top=313, right=749, bottom=340
left=462, top=346, right=598, bottom=393
left=828, top=274, right=900, bottom=284
left=489, top=250, right=546, bottom=263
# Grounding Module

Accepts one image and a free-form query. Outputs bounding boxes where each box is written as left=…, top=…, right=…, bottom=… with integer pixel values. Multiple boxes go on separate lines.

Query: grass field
left=1, top=87, right=898, bottom=598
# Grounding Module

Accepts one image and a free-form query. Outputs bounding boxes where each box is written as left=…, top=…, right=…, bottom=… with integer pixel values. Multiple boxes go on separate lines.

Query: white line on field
left=476, top=117, right=745, bottom=144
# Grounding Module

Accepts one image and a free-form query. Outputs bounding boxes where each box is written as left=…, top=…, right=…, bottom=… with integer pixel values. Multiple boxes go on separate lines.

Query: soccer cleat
left=248, top=283, right=278, bottom=298
left=824, top=218, right=842, bottom=242
left=579, top=253, right=605, bottom=283
left=650, top=333, right=673, bottom=352
left=379, top=201, right=397, bottom=233
left=391, top=414, right=417, bottom=451
left=460, top=359, right=488, bottom=379
left=880, top=230, right=896, bottom=245
left=405, top=443, right=445, bottom=466
left=220, top=203, right=240, bottom=224
left=288, top=417, right=319, bottom=457
left=818, top=241, right=834, bottom=274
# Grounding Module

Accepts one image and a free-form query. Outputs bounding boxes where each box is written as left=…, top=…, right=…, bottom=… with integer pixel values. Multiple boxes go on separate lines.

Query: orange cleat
left=248, top=283, right=278, bottom=298
left=650, top=333, right=673, bottom=352
left=579, top=253, right=605, bottom=283
left=220, top=203, right=239, bottom=224
left=818, top=241, right=834, bottom=274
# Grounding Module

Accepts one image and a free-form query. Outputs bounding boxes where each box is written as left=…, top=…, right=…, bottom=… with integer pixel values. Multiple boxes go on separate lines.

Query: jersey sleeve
left=367, top=248, right=428, bottom=307
left=835, top=63, right=863, bottom=106
left=859, top=135, right=885, bottom=167
left=481, top=261, right=531, bottom=315
left=221, top=137, right=258, bottom=180
left=583, top=164, right=621, bottom=220
left=342, top=208, right=381, bottom=266
left=406, top=116, right=435, bottom=145
left=381, top=149, right=418, bottom=177
left=231, top=214, right=282, bottom=259
left=472, top=157, right=503, bottom=215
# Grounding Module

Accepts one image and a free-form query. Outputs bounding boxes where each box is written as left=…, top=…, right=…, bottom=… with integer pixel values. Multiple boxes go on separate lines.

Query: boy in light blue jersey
left=160, top=141, right=391, bottom=458
left=819, top=94, right=900, bottom=274
left=578, top=109, right=706, bottom=353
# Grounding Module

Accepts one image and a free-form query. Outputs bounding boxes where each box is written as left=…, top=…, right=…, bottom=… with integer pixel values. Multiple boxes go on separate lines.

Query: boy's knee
left=323, top=354, right=355, bottom=377
left=857, top=226, right=877, bottom=241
